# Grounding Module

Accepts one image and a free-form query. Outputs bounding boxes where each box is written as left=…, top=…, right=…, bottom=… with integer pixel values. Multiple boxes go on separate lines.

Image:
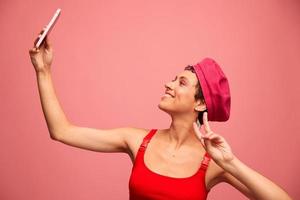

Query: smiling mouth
left=162, top=93, right=173, bottom=98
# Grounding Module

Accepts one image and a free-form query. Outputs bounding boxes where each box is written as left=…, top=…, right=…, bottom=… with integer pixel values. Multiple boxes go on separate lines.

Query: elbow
left=49, top=123, right=71, bottom=141
left=48, top=129, right=61, bottom=141
left=50, top=132, right=60, bottom=141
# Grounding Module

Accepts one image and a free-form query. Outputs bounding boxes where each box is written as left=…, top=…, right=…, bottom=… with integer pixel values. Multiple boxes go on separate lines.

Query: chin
left=158, top=100, right=173, bottom=114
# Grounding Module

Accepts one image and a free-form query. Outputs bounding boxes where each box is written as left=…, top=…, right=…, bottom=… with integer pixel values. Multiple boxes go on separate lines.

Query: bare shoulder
left=122, top=127, right=152, bottom=163
left=123, top=127, right=150, bottom=147
left=123, top=127, right=149, bottom=141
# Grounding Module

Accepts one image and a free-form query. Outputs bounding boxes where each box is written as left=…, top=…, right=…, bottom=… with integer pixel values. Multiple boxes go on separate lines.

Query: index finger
left=203, top=112, right=212, bottom=133
left=33, top=27, right=47, bottom=47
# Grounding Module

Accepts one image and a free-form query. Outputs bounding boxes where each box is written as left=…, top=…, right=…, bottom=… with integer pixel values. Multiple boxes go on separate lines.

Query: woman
left=29, top=34, right=292, bottom=200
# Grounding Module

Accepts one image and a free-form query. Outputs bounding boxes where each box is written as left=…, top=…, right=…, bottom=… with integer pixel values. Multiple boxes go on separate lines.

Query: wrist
left=218, top=154, right=240, bottom=173
left=36, top=68, right=51, bottom=77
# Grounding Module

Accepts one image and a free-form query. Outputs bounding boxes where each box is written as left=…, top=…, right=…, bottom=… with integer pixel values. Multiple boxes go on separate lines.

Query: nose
left=165, top=80, right=173, bottom=90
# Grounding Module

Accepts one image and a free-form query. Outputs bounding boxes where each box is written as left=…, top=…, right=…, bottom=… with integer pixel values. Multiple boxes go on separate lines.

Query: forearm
left=222, top=156, right=292, bottom=200
left=36, top=70, right=70, bottom=139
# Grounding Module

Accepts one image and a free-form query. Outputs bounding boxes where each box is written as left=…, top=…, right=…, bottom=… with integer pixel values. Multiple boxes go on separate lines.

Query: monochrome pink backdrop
left=0, top=0, right=299, bottom=199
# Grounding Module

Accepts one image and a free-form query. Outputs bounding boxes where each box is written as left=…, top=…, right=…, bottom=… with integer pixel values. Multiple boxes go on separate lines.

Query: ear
left=194, top=100, right=206, bottom=112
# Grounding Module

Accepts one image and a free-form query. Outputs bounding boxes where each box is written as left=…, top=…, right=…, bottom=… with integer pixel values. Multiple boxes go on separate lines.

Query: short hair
left=184, top=65, right=207, bottom=125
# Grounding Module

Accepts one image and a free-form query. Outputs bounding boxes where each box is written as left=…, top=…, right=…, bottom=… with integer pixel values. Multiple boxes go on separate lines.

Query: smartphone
left=35, top=8, right=61, bottom=48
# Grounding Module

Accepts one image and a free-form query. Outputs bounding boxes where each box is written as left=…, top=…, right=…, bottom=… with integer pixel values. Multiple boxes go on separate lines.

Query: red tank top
left=129, top=129, right=211, bottom=200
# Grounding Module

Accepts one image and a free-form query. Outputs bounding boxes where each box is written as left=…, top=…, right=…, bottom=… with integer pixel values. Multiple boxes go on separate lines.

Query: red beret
left=192, top=58, right=231, bottom=122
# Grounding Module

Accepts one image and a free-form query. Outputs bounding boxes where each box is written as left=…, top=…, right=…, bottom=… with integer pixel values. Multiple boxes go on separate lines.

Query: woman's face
left=158, top=70, right=202, bottom=117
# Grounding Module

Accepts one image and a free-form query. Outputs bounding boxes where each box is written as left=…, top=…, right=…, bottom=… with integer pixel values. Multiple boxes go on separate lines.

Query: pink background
left=0, top=0, right=299, bottom=199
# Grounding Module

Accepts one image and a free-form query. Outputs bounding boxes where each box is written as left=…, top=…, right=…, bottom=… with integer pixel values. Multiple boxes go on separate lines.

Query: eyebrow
left=174, top=75, right=190, bottom=83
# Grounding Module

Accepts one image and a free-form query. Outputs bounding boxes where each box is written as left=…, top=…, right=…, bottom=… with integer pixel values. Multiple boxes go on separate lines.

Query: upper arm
left=220, top=171, right=254, bottom=199
left=54, top=125, right=140, bottom=154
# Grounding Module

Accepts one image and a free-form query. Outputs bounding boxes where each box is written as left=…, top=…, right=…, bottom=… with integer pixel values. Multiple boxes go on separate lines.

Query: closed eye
left=171, top=77, right=186, bottom=86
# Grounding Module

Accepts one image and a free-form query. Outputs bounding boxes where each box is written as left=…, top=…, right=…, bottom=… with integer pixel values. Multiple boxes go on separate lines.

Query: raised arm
left=29, top=32, right=137, bottom=154
left=29, top=32, right=67, bottom=140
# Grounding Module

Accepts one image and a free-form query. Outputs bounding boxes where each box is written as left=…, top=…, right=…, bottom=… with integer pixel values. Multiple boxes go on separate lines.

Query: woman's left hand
left=193, top=112, right=235, bottom=167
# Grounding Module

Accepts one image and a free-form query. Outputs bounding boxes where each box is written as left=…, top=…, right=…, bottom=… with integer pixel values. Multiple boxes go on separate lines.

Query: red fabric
left=193, top=57, right=231, bottom=122
left=129, top=129, right=211, bottom=200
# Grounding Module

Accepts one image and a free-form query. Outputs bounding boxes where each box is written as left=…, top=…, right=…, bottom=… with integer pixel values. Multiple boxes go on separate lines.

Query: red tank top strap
left=139, top=129, right=157, bottom=151
left=200, top=152, right=211, bottom=171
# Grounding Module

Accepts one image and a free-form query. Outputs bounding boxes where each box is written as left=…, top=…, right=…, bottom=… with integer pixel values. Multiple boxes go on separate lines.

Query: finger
left=33, top=26, right=47, bottom=47
left=207, top=133, right=221, bottom=141
left=36, top=29, right=45, bottom=42
left=40, top=37, right=46, bottom=48
left=195, top=122, right=212, bottom=139
left=44, top=35, right=52, bottom=50
left=33, top=35, right=45, bottom=49
left=193, top=122, right=204, bottom=139
left=39, top=26, right=47, bottom=35
left=193, top=122, right=206, bottom=149
left=202, top=131, right=213, bottom=139
left=39, top=36, right=48, bottom=50
left=199, top=138, right=206, bottom=150
left=203, top=112, right=212, bottom=133
left=33, top=37, right=39, bottom=47
left=29, top=47, right=39, bottom=54
left=29, top=48, right=36, bottom=53
left=204, top=132, right=224, bottom=146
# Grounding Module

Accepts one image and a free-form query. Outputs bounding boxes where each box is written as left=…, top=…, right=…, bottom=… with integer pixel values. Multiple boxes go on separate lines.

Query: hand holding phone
left=29, top=8, right=61, bottom=72
left=34, top=8, right=61, bottom=48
